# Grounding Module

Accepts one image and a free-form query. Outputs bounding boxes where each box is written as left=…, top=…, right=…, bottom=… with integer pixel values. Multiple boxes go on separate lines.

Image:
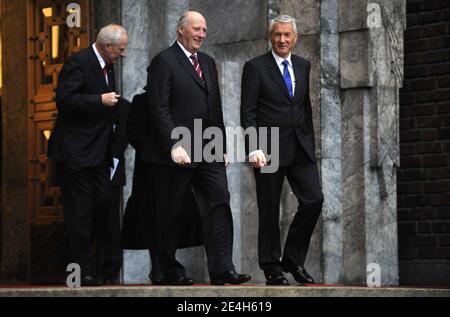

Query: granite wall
left=338, top=0, right=404, bottom=285
left=115, top=0, right=404, bottom=286
left=0, top=0, right=405, bottom=286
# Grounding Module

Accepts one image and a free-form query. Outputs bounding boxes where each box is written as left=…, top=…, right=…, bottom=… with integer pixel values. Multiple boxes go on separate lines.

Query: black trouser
left=150, top=162, right=235, bottom=280
left=96, top=185, right=123, bottom=281
left=57, top=161, right=112, bottom=277
left=253, top=144, right=324, bottom=274
left=148, top=250, right=185, bottom=281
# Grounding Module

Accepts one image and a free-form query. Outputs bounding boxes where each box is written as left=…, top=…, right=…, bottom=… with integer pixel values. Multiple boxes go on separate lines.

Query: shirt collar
left=177, top=41, right=197, bottom=61
left=93, top=43, right=107, bottom=69
left=271, top=50, right=292, bottom=67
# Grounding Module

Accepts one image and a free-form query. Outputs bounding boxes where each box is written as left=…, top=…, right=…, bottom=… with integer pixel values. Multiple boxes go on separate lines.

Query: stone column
left=320, top=0, right=344, bottom=284
left=120, top=0, right=152, bottom=284
left=339, top=0, right=405, bottom=286
left=277, top=0, right=324, bottom=283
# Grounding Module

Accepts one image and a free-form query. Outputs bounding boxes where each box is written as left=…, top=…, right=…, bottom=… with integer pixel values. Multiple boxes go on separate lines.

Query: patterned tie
left=190, top=54, right=204, bottom=81
left=282, top=60, right=293, bottom=97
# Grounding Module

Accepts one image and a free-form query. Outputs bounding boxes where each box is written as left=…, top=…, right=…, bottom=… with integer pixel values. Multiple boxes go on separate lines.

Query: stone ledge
left=0, top=285, right=449, bottom=297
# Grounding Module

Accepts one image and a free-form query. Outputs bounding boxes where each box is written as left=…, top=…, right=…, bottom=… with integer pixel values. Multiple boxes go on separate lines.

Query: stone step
left=1, top=284, right=449, bottom=297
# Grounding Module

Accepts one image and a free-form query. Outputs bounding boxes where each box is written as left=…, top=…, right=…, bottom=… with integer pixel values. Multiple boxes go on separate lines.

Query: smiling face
left=270, top=22, right=297, bottom=58
left=177, top=12, right=207, bottom=54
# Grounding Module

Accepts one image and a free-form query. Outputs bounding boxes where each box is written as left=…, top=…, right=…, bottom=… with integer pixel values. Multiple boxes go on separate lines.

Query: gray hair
left=178, top=11, right=190, bottom=29
left=269, top=15, right=298, bottom=34
left=177, top=11, right=206, bottom=37
left=96, top=24, right=128, bottom=45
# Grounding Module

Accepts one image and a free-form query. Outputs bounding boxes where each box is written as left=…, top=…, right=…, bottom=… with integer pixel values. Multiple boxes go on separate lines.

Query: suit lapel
left=292, top=57, right=306, bottom=101
left=266, top=52, right=292, bottom=101
left=108, top=65, right=116, bottom=91
left=172, top=44, right=207, bottom=91
left=198, top=53, right=212, bottom=92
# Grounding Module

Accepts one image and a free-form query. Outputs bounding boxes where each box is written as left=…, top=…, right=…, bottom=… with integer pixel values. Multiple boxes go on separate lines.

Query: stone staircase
left=1, top=284, right=449, bottom=297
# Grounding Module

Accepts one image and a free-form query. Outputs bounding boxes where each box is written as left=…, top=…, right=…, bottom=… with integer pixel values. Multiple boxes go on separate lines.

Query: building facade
left=2, top=0, right=446, bottom=287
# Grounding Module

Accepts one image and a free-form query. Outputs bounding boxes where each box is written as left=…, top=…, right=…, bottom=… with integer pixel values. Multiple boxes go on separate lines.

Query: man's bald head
left=178, top=11, right=206, bottom=29
left=95, top=24, right=128, bottom=64
left=176, top=11, right=207, bottom=54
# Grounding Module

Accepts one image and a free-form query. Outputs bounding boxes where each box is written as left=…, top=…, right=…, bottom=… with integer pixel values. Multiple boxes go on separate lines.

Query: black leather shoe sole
left=162, top=277, right=195, bottom=286
left=211, top=275, right=251, bottom=285
left=265, top=275, right=290, bottom=286
left=283, top=268, right=315, bottom=284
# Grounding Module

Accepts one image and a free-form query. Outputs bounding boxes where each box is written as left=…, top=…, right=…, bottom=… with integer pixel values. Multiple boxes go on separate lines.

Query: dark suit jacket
left=110, top=98, right=131, bottom=186
left=127, top=92, right=148, bottom=155
left=48, top=46, right=117, bottom=167
left=241, top=52, right=316, bottom=166
left=141, top=42, right=226, bottom=166
left=121, top=91, right=203, bottom=250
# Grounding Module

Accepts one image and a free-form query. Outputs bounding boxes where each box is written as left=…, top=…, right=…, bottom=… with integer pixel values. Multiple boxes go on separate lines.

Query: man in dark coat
left=96, top=96, right=130, bottom=284
left=121, top=89, right=203, bottom=284
left=48, top=24, right=128, bottom=286
left=241, top=15, right=324, bottom=286
left=141, top=11, right=251, bottom=285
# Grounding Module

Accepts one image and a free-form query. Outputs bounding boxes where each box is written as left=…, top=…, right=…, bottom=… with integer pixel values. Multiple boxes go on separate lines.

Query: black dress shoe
left=164, top=276, right=195, bottom=286
left=265, top=272, right=290, bottom=286
left=149, top=272, right=166, bottom=285
left=210, top=270, right=251, bottom=285
left=285, top=266, right=315, bottom=284
left=81, top=275, right=102, bottom=286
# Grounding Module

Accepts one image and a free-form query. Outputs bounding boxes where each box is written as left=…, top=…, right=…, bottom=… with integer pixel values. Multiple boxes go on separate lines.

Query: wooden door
left=28, top=0, right=90, bottom=283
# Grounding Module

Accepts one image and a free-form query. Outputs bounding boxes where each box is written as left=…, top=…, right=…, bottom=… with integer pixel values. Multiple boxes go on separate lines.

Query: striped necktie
left=190, top=54, right=204, bottom=81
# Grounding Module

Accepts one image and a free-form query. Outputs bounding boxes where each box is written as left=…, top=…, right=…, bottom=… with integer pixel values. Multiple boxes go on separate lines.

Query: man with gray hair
left=48, top=24, right=128, bottom=286
left=141, top=11, right=251, bottom=286
left=241, top=15, right=324, bottom=286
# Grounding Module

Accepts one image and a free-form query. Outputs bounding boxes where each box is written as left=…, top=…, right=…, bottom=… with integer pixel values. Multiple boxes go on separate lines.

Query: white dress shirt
left=249, top=51, right=297, bottom=161
left=92, top=43, right=108, bottom=85
left=177, top=41, right=197, bottom=64
left=93, top=43, right=118, bottom=176
left=271, top=50, right=296, bottom=93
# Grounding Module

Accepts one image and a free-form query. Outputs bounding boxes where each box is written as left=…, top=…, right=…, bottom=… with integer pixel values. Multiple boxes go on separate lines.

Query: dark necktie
left=103, top=65, right=109, bottom=87
left=103, top=64, right=115, bottom=90
left=282, top=60, right=293, bottom=97
left=190, top=54, right=204, bottom=81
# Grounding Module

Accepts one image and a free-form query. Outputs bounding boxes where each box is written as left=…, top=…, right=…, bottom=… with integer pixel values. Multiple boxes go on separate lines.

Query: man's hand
left=249, top=150, right=267, bottom=168
left=101, top=92, right=120, bottom=107
left=224, top=154, right=230, bottom=167
left=171, top=146, right=191, bottom=165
